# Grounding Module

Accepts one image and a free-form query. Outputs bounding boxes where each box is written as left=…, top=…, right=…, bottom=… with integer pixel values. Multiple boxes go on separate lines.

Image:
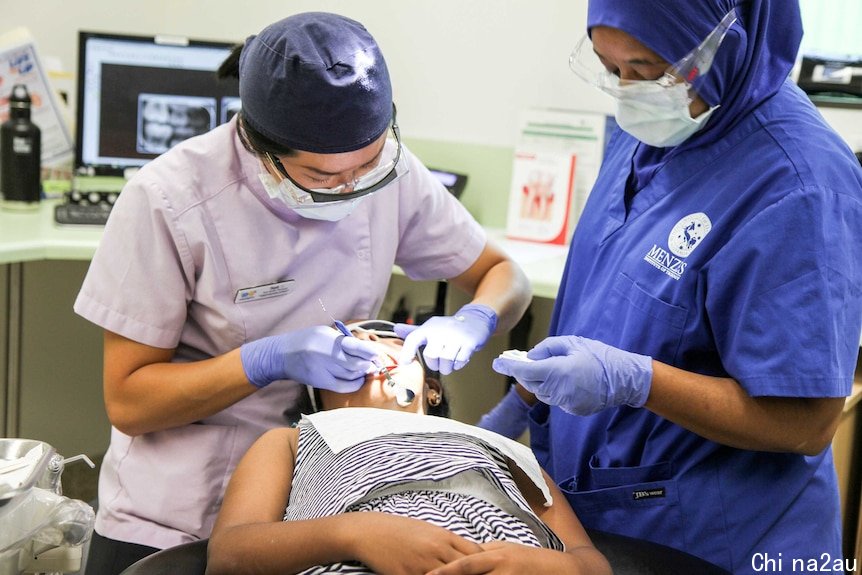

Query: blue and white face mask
left=613, top=79, right=718, bottom=147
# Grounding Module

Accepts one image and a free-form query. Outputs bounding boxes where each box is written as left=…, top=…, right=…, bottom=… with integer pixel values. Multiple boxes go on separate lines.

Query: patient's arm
left=207, top=428, right=483, bottom=575
left=426, top=462, right=612, bottom=575
left=523, top=467, right=612, bottom=573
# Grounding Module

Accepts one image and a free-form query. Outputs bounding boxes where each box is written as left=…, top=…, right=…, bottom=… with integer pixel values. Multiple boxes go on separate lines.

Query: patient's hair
left=422, top=367, right=449, bottom=418
left=305, top=360, right=449, bottom=419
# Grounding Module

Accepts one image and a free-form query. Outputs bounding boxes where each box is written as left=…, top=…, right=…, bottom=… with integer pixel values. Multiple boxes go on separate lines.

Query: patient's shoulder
left=256, top=427, right=300, bottom=455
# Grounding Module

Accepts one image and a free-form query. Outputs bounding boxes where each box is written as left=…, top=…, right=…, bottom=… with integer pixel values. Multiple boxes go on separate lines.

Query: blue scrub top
left=532, top=81, right=862, bottom=574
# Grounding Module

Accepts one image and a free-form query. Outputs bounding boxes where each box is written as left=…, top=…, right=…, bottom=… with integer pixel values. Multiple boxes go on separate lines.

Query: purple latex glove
left=240, top=325, right=380, bottom=391
left=394, top=304, right=498, bottom=375
left=476, top=385, right=532, bottom=439
left=492, top=336, right=653, bottom=416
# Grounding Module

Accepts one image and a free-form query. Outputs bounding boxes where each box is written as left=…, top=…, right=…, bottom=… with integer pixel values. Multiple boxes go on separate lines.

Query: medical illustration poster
left=505, top=108, right=613, bottom=245
left=0, top=27, right=74, bottom=167
left=505, top=149, right=577, bottom=245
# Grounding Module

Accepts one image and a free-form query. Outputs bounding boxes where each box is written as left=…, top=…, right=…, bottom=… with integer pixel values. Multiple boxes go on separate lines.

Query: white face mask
left=258, top=172, right=366, bottom=221
left=614, top=80, right=717, bottom=148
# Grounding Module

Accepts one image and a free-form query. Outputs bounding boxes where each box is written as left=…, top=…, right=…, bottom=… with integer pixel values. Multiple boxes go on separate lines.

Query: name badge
left=235, top=280, right=295, bottom=304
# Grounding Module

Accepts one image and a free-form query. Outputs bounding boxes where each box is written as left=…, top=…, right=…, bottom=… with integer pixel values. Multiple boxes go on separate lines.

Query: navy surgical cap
left=239, top=12, right=393, bottom=154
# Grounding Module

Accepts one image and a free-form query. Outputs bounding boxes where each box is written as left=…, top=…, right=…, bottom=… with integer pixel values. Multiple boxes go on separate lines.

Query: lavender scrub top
left=73, top=118, right=487, bottom=549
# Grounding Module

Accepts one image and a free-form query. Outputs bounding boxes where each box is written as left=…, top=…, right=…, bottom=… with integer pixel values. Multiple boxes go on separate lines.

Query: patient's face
left=318, top=330, right=430, bottom=414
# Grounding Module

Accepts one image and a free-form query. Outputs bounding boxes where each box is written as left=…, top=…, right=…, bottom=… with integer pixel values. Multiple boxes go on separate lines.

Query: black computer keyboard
left=54, top=189, right=120, bottom=226
left=54, top=202, right=114, bottom=226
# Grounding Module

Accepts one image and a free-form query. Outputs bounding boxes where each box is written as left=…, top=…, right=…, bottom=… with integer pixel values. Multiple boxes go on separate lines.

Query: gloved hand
left=240, top=325, right=380, bottom=392
left=476, top=385, right=532, bottom=439
left=394, top=303, right=498, bottom=375
left=491, top=336, right=653, bottom=416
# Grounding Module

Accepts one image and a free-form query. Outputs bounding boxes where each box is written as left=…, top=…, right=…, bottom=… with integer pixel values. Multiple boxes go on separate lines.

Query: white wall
left=819, top=108, right=862, bottom=152
left=1, top=0, right=612, bottom=148
left=2, top=1, right=858, bottom=149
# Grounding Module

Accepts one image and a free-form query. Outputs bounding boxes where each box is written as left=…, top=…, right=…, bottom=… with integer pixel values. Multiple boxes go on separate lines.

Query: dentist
left=75, top=12, right=529, bottom=574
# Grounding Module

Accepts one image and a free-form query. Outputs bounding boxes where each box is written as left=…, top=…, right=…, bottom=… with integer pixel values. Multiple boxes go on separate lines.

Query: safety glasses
left=345, top=319, right=400, bottom=339
left=569, top=8, right=738, bottom=99
left=264, top=104, right=404, bottom=204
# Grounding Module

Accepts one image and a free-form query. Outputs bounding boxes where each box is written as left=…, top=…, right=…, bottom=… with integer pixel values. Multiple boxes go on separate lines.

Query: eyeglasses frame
left=264, top=104, right=403, bottom=204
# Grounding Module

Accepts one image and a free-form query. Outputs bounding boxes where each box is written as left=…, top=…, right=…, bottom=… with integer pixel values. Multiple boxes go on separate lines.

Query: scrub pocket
left=601, top=273, right=688, bottom=361
left=560, top=454, right=731, bottom=563
left=559, top=457, right=686, bottom=550
left=112, top=422, right=238, bottom=537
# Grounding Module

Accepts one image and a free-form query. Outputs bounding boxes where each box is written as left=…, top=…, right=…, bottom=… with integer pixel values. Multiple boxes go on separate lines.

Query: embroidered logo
left=643, top=212, right=711, bottom=281
left=668, top=212, right=712, bottom=257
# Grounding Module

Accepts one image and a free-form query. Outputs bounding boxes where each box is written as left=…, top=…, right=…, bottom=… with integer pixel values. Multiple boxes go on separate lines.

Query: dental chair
left=119, top=529, right=730, bottom=575
left=118, top=539, right=207, bottom=575
left=587, top=529, right=730, bottom=574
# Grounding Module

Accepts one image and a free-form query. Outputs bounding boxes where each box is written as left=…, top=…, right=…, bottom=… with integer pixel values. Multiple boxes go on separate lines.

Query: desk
left=484, top=231, right=569, bottom=300
left=1, top=200, right=106, bottom=457
left=0, top=199, right=103, bottom=264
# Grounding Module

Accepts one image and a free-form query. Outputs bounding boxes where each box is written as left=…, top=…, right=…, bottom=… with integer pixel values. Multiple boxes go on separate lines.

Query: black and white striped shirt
left=285, top=417, right=564, bottom=574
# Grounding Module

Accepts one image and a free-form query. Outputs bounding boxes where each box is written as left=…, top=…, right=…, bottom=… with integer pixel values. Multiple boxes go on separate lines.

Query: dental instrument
left=318, top=299, right=415, bottom=406
left=332, top=319, right=415, bottom=407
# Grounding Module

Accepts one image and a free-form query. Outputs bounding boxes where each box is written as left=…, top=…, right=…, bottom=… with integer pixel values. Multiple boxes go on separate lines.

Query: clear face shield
left=263, top=105, right=407, bottom=205
left=568, top=8, right=738, bottom=101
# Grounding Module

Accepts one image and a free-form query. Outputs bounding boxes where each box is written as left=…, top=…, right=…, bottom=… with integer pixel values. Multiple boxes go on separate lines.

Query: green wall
left=404, top=138, right=514, bottom=229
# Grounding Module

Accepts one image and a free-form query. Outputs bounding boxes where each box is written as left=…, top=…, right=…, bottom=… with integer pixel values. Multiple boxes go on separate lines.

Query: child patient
left=206, top=320, right=610, bottom=575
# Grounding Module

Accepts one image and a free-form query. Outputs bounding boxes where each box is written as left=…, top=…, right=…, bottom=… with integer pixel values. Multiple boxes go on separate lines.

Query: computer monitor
left=428, top=168, right=468, bottom=199
left=74, top=30, right=240, bottom=177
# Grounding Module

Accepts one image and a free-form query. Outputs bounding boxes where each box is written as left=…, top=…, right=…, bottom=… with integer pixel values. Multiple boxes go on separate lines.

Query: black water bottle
left=1, top=84, right=42, bottom=207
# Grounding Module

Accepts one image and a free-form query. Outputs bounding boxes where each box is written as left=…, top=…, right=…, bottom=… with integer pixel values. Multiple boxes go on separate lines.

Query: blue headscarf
left=587, top=0, right=803, bottom=188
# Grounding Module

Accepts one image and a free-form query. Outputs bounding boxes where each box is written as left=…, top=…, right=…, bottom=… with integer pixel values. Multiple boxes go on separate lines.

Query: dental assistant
left=74, top=12, right=529, bottom=575
left=490, top=1, right=862, bottom=573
